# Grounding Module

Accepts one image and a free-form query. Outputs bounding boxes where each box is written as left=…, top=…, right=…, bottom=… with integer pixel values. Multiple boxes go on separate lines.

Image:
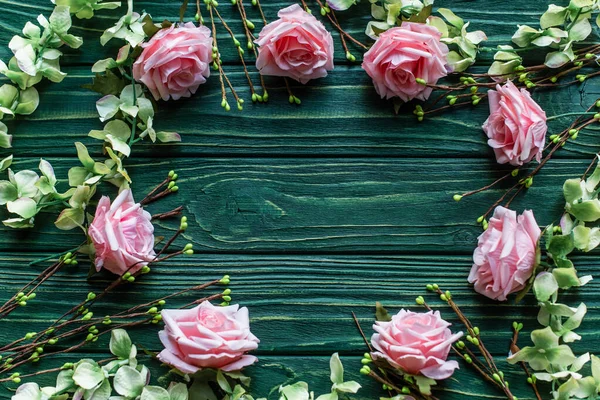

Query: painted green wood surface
left=0, top=0, right=599, bottom=399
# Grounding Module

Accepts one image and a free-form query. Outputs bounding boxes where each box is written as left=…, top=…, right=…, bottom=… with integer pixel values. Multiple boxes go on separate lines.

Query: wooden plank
left=0, top=0, right=559, bottom=65
left=0, top=156, right=589, bottom=252
left=0, top=353, right=536, bottom=400
left=1, top=65, right=597, bottom=158
left=1, top=254, right=598, bottom=356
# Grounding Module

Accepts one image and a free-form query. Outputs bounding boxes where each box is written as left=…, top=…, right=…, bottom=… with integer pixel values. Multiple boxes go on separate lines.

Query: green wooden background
left=0, top=1, right=598, bottom=399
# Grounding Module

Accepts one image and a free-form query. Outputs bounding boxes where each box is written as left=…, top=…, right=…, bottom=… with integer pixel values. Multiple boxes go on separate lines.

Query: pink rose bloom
left=133, top=22, right=212, bottom=101
left=255, top=4, right=334, bottom=84
left=362, top=23, right=449, bottom=102
left=483, top=80, right=547, bottom=166
left=88, top=189, right=155, bottom=276
left=371, top=309, right=462, bottom=379
left=158, top=301, right=259, bottom=373
left=468, top=206, right=541, bottom=301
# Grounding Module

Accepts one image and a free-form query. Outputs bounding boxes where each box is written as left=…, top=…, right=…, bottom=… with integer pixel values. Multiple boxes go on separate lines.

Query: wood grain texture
left=0, top=157, right=590, bottom=253
left=2, top=65, right=599, bottom=157
left=1, top=254, right=598, bottom=357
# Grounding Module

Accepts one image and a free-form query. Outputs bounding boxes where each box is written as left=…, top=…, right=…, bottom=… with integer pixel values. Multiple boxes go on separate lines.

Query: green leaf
left=333, top=381, right=361, bottom=394
left=188, top=379, right=217, bottom=400
left=0, top=181, right=17, bottom=205
left=427, top=16, right=448, bottom=37
left=55, top=369, right=75, bottom=393
left=14, top=86, right=39, bottom=115
left=92, top=58, right=118, bottom=73
left=3, top=217, right=34, bottom=228
left=569, top=200, right=600, bottom=222
left=573, top=225, right=590, bottom=250
left=82, top=70, right=127, bottom=96
left=55, top=207, right=85, bottom=230
left=512, top=25, right=541, bottom=47
left=533, top=326, right=560, bottom=349
left=545, top=51, right=572, bottom=68
left=375, top=302, right=391, bottom=322
left=142, top=14, right=161, bottom=38
left=0, top=125, right=12, bottom=148
left=110, top=329, right=133, bottom=359
left=49, top=5, right=72, bottom=33
left=68, top=166, right=89, bottom=187
left=533, top=272, right=558, bottom=302
left=141, top=386, right=171, bottom=400
left=114, top=366, right=145, bottom=398
left=216, top=370, right=232, bottom=394
left=563, top=303, right=587, bottom=332
left=547, top=234, right=575, bottom=259
left=326, top=0, right=355, bottom=11
left=569, top=17, right=592, bottom=41
left=592, top=354, right=600, bottom=381
left=156, top=131, right=181, bottom=143
left=75, top=142, right=95, bottom=170
left=179, top=0, right=190, bottom=21
left=437, top=8, right=463, bottom=28
left=279, top=382, right=310, bottom=400
left=0, top=154, right=13, bottom=172
left=7, top=198, right=37, bottom=218
left=168, top=383, right=189, bottom=400
left=541, top=4, right=568, bottom=29
left=329, top=353, right=343, bottom=384
left=69, top=185, right=93, bottom=209
left=563, top=178, right=583, bottom=203
left=86, top=378, right=111, bottom=400
left=95, top=95, right=121, bottom=121
left=0, top=84, right=18, bottom=107
left=487, top=59, right=521, bottom=77
left=73, top=361, right=105, bottom=390
left=414, top=376, right=436, bottom=395
left=553, top=267, right=585, bottom=289
left=106, top=135, right=131, bottom=157
left=12, top=383, right=43, bottom=400
left=556, top=257, right=574, bottom=269
left=106, top=147, right=131, bottom=183
left=104, top=120, right=131, bottom=141
left=315, top=393, right=337, bottom=400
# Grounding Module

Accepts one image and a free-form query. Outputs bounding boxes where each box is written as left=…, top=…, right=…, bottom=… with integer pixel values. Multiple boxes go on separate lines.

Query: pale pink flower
left=483, top=80, right=547, bottom=166
left=469, top=206, right=541, bottom=301
left=158, top=301, right=259, bottom=373
left=362, top=23, right=449, bottom=102
left=88, top=189, right=155, bottom=275
left=255, top=4, right=334, bottom=84
left=133, top=22, right=212, bottom=101
left=371, top=309, right=462, bottom=380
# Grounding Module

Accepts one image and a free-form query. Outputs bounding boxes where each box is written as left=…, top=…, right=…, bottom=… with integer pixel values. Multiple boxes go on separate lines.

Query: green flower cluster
left=0, top=0, right=119, bottom=150
left=507, top=158, right=600, bottom=400
left=12, top=330, right=359, bottom=400
left=12, top=329, right=189, bottom=400
left=0, top=159, right=76, bottom=228
left=508, top=0, right=600, bottom=69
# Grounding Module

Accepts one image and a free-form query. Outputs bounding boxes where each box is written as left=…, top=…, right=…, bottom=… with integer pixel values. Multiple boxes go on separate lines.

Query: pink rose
left=88, top=189, right=155, bottom=276
left=133, top=22, right=212, bottom=101
left=468, top=206, right=541, bottom=301
left=158, top=301, right=259, bottom=373
left=483, top=80, right=547, bottom=166
left=362, top=23, right=449, bottom=102
left=371, top=309, right=462, bottom=380
left=255, top=4, right=334, bottom=84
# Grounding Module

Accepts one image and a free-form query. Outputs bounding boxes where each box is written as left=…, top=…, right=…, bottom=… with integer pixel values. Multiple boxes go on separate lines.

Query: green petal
left=7, top=197, right=38, bottom=218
